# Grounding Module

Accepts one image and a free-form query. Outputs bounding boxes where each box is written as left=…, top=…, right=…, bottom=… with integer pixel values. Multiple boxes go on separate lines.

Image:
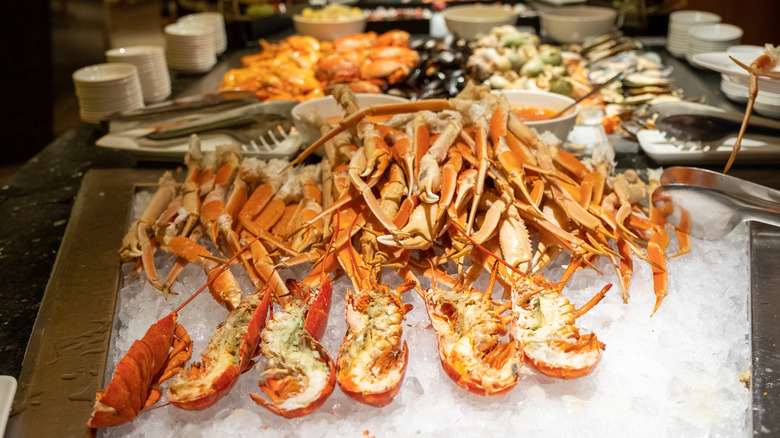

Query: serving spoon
left=549, top=71, right=625, bottom=119
left=655, top=114, right=780, bottom=143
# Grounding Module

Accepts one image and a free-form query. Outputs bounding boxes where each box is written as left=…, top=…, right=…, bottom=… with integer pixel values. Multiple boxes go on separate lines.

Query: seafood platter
left=10, top=23, right=780, bottom=438
left=218, top=27, right=683, bottom=135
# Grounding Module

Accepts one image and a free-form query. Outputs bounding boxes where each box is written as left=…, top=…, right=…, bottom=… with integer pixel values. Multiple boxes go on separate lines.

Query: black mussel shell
left=385, top=87, right=411, bottom=99
left=405, top=65, right=426, bottom=88
left=433, top=51, right=457, bottom=68
left=409, top=38, right=427, bottom=51
left=444, top=75, right=466, bottom=96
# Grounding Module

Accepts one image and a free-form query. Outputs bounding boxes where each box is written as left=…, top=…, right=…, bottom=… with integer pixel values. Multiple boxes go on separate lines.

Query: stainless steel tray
left=7, top=169, right=163, bottom=437
left=6, top=168, right=779, bottom=437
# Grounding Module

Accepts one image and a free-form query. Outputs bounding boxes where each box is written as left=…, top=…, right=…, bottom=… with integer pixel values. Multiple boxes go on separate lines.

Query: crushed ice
left=102, top=191, right=751, bottom=437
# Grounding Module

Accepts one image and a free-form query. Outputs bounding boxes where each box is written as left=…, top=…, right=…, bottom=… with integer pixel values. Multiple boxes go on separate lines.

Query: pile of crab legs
left=89, top=81, right=692, bottom=430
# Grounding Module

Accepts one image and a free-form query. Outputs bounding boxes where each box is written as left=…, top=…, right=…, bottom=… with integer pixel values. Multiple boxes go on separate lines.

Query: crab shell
left=167, top=290, right=271, bottom=410
left=286, top=276, right=333, bottom=342
left=437, top=339, right=521, bottom=397
left=250, top=282, right=338, bottom=418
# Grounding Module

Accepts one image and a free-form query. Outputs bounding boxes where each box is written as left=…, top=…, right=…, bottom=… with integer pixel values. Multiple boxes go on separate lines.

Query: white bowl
left=540, top=6, right=617, bottom=44
left=497, top=90, right=580, bottom=142
left=292, top=93, right=409, bottom=147
left=442, top=5, right=517, bottom=40
left=292, top=14, right=367, bottom=41
left=72, top=63, right=144, bottom=123
left=105, top=46, right=170, bottom=104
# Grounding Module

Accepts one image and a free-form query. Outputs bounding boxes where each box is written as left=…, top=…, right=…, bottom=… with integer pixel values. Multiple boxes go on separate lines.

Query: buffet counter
left=2, top=34, right=779, bottom=437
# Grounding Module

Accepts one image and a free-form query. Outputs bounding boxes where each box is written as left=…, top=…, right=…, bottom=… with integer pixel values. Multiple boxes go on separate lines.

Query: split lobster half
left=250, top=277, right=337, bottom=418
left=335, top=215, right=416, bottom=407
left=424, top=278, right=523, bottom=397
left=87, top=312, right=192, bottom=428
left=166, top=286, right=272, bottom=410
left=510, top=261, right=610, bottom=380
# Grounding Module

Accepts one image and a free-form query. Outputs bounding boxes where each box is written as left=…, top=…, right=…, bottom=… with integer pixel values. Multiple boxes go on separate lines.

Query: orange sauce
left=512, top=106, right=556, bottom=122
left=327, top=114, right=393, bottom=125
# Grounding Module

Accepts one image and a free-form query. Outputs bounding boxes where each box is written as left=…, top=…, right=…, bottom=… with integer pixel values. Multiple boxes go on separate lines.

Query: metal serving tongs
left=104, top=90, right=259, bottom=122
left=651, top=166, right=780, bottom=240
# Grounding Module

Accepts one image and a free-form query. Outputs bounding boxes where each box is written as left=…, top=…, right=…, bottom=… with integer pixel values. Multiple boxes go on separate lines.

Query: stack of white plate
left=721, top=76, right=780, bottom=118
left=666, top=10, right=720, bottom=58
left=164, top=22, right=217, bottom=74
left=720, top=74, right=749, bottom=103
left=685, top=23, right=743, bottom=64
left=105, top=45, right=171, bottom=104
left=178, top=12, right=227, bottom=56
left=690, top=44, right=780, bottom=119
left=72, top=63, right=144, bottom=123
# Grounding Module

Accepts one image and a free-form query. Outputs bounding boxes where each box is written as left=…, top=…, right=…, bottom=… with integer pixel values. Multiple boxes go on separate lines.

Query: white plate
left=688, top=23, right=743, bottom=42
left=691, top=51, right=780, bottom=93
left=669, top=10, right=721, bottom=25
left=536, top=0, right=586, bottom=5
left=755, top=100, right=780, bottom=118
left=721, top=88, right=749, bottom=104
left=637, top=129, right=780, bottom=164
left=637, top=101, right=780, bottom=164
left=726, top=45, right=765, bottom=62
left=0, top=376, right=16, bottom=437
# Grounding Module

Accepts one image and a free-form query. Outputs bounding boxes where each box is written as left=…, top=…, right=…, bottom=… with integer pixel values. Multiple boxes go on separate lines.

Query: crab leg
left=284, top=99, right=453, bottom=171
left=165, top=236, right=243, bottom=310
left=725, top=45, right=780, bottom=172
left=119, top=172, right=179, bottom=291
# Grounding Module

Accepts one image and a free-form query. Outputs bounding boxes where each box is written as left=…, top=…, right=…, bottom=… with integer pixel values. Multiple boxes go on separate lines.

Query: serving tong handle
left=146, top=114, right=261, bottom=140
left=106, top=90, right=259, bottom=122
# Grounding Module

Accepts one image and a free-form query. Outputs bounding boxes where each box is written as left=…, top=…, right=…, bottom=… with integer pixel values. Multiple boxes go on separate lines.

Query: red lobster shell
left=87, top=313, right=191, bottom=428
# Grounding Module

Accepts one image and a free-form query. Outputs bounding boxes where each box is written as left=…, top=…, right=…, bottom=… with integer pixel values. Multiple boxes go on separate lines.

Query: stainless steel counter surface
left=750, top=223, right=780, bottom=436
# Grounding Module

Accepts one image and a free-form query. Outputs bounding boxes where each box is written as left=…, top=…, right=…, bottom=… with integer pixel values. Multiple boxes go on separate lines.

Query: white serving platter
left=0, top=376, right=16, bottom=437
left=637, top=101, right=780, bottom=165
left=637, top=129, right=780, bottom=165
